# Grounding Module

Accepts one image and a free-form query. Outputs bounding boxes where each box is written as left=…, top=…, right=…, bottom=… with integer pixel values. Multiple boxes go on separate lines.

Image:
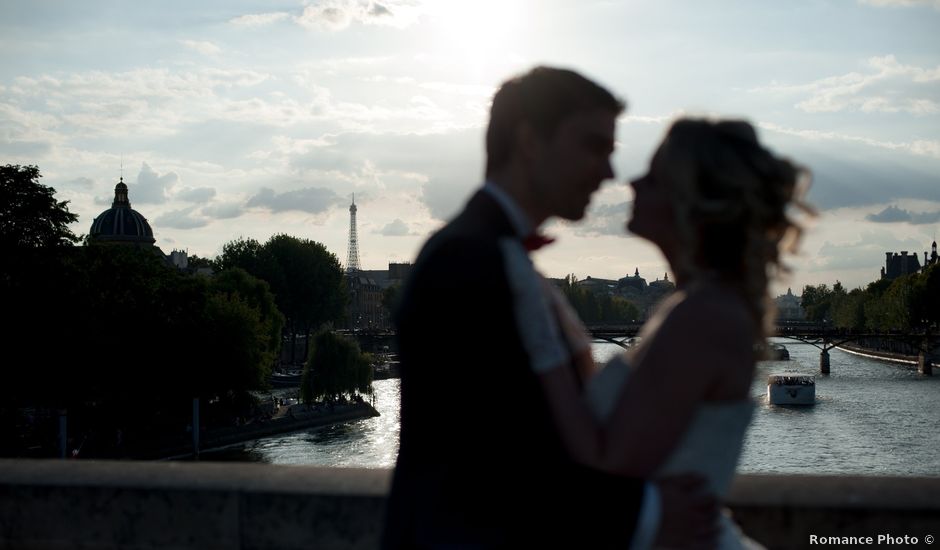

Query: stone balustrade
left=1, top=459, right=937, bottom=549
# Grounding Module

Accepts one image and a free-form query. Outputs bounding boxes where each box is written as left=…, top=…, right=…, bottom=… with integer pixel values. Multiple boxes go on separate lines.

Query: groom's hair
left=485, top=66, right=625, bottom=177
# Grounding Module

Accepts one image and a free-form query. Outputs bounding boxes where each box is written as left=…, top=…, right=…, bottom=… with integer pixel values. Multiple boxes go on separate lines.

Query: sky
left=2, top=0, right=939, bottom=295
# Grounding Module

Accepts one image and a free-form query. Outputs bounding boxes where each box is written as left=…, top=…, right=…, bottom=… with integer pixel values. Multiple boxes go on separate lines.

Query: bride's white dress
left=586, top=355, right=764, bottom=550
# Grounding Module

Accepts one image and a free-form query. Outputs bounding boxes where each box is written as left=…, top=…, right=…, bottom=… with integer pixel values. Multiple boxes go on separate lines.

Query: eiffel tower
left=346, top=194, right=361, bottom=273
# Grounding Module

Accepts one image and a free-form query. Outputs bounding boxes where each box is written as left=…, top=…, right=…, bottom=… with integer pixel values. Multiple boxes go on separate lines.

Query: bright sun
left=425, top=0, right=529, bottom=75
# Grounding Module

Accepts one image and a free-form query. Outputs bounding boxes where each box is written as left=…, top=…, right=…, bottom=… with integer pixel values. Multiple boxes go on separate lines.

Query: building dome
left=89, top=178, right=156, bottom=245
left=618, top=268, right=648, bottom=292
left=648, top=272, right=675, bottom=290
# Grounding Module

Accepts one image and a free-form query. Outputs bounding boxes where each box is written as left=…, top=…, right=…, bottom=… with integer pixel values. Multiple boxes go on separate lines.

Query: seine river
left=202, top=339, right=939, bottom=476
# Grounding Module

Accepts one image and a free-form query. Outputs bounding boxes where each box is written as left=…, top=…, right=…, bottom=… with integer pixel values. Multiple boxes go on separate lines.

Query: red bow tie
left=523, top=234, right=556, bottom=251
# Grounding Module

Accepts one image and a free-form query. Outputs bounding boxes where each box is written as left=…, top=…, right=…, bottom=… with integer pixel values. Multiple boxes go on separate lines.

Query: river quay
left=149, top=401, right=379, bottom=460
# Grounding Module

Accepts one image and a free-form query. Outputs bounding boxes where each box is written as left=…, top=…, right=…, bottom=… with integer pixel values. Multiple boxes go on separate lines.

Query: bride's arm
left=538, top=287, right=753, bottom=476
left=597, top=295, right=753, bottom=477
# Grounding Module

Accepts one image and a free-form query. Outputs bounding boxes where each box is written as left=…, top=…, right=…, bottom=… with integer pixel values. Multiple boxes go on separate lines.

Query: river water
left=202, top=339, right=939, bottom=476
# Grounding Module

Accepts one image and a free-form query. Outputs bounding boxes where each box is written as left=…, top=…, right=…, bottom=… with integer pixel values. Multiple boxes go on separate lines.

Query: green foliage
left=219, top=234, right=347, bottom=333
left=799, top=284, right=833, bottom=323
left=559, top=274, right=640, bottom=324
left=810, top=266, right=938, bottom=331
left=0, top=164, right=79, bottom=248
left=211, top=268, right=285, bottom=367
left=832, top=288, right=869, bottom=330
left=4, top=245, right=281, bottom=407
left=301, top=331, right=373, bottom=404
left=187, top=253, right=218, bottom=271
left=917, top=264, right=940, bottom=326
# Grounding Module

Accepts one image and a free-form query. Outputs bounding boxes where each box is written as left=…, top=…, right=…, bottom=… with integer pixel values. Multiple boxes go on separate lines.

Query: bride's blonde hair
left=658, top=118, right=815, bottom=340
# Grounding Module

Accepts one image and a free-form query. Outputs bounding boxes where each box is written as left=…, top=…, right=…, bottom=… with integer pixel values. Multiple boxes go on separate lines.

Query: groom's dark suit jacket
left=381, top=189, right=645, bottom=548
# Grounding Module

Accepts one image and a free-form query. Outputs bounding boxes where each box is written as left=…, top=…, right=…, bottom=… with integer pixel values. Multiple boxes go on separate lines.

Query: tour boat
left=767, top=374, right=815, bottom=405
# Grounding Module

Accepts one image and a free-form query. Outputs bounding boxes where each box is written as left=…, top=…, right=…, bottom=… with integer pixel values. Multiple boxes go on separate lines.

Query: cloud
left=133, top=162, right=179, bottom=204
left=201, top=202, right=245, bottom=220
left=294, top=0, right=422, bottom=31
left=370, top=3, right=393, bottom=17
left=154, top=206, right=209, bottom=229
left=228, top=12, right=290, bottom=27
left=750, top=55, right=940, bottom=115
left=180, top=40, right=222, bottom=56
left=760, top=121, right=940, bottom=160
left=574, top=201, right=632, bottom=238
left=176, top=187, right=217, bottom=203
left=866, top=205, right=940, bottom=224
left=4, top=68, right=271, bottom=139
left=812, top=231, right=931, bottom=272
left=377, top=218, right=416, bottom=236
left=246, top=186, right=342, bottom=214
left=64, top=176, right=94, bottom=188
left=283, top=128, right=482, bottom=221
left=791, top=150, right=940, bottom=210
left=866, top=205, right=912, bottom=222
left=859, top=0, right=940, bottom=8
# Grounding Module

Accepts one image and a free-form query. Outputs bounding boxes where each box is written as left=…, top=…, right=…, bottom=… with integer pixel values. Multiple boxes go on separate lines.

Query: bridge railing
left=1, top=459, right=937, bottom=550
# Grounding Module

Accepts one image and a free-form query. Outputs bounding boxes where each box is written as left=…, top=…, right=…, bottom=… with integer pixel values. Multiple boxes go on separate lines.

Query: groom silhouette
left=382, top=66, right=716, bottom=549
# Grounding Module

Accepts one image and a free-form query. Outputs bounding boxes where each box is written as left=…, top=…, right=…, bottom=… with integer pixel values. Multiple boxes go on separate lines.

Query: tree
left=2, top=243, right=285, bottom=457
left=832, top=288, right=869, bottom=330
left=0, top=164, right=79, bottom=248
left=219, top=234, right=347, bottom=363
left=800, top=284, right=833, bottom=323
left=187, top=253, right=218, bottom=271
left=219, top=237, right=268, bottom=276
left=559, top=274, right=640, bottom=325
left=208, top=268, right=285, bottom=379
left=916, top=264, right=940, bottom=327
left=301, top=331, right=373, bottom=404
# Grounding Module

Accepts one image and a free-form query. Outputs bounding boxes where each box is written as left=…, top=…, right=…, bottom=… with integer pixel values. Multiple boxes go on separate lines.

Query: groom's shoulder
left=411, top=223, right=505, bottom=284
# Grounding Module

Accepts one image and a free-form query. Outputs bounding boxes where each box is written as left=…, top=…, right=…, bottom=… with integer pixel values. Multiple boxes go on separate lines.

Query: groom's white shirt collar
left=481, top=181, right=535, bottom=239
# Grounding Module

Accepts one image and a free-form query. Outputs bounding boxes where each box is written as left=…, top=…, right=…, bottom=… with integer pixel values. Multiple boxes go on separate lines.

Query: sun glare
left=425, top=0, right=529, bottom=77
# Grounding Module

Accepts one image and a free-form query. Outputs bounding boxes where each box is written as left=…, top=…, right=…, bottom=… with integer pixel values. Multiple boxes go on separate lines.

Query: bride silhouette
left=538, top=117, right=814, bottom=549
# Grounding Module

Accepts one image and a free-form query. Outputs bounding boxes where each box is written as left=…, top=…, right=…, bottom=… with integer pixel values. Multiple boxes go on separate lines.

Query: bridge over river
left=586, top=322, right=939, bottom=375
left=339, top=323, right=938, bottom=375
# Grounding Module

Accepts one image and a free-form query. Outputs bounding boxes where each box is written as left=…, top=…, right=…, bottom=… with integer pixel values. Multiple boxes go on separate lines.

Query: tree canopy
left=301, top=330, right=373, bottom=404
left=219, top=234, right=347, bottom=361
left=801, top=264, right=939, bottom=331
left=0, top=164, right=80, bottom=248
left=559, top=275, right=641, bottom=325
left=4, top=246, right=282, bottom=404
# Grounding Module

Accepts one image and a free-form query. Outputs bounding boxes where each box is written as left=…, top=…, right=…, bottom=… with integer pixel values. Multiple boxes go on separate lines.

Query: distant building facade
left=775, top=288, right=805, bottom=320
left=346, top=273, right=386, bottom=330
left=881, top=241, right=938, bottom=280
left=573, top=268, right=676, bottom=320
left=345, top=262, right=413, bottom=330
left=882, top=251, right=921, bottom=280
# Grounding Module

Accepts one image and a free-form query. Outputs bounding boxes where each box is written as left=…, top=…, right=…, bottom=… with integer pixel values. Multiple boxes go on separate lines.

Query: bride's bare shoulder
left=656, top=285, right=755, bottom=345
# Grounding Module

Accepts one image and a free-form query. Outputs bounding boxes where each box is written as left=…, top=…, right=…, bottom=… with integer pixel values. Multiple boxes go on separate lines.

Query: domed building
left=775, top=287, right=805, bottom=320
left=89, top=178, right=156, bottom=247
left=618, top=268, right=648, bottom=294
left=648, top=272, right=675, bottom=293
left=88, top=178, right=194, bottom=271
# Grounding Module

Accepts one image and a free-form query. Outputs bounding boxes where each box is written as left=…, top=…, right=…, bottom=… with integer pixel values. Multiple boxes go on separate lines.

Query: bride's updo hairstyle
left=659, top=118, right=814, bottom=340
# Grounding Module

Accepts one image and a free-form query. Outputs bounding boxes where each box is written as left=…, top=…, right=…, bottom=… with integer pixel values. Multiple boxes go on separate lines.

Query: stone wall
left=1, top=460, right=937, bottom=549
